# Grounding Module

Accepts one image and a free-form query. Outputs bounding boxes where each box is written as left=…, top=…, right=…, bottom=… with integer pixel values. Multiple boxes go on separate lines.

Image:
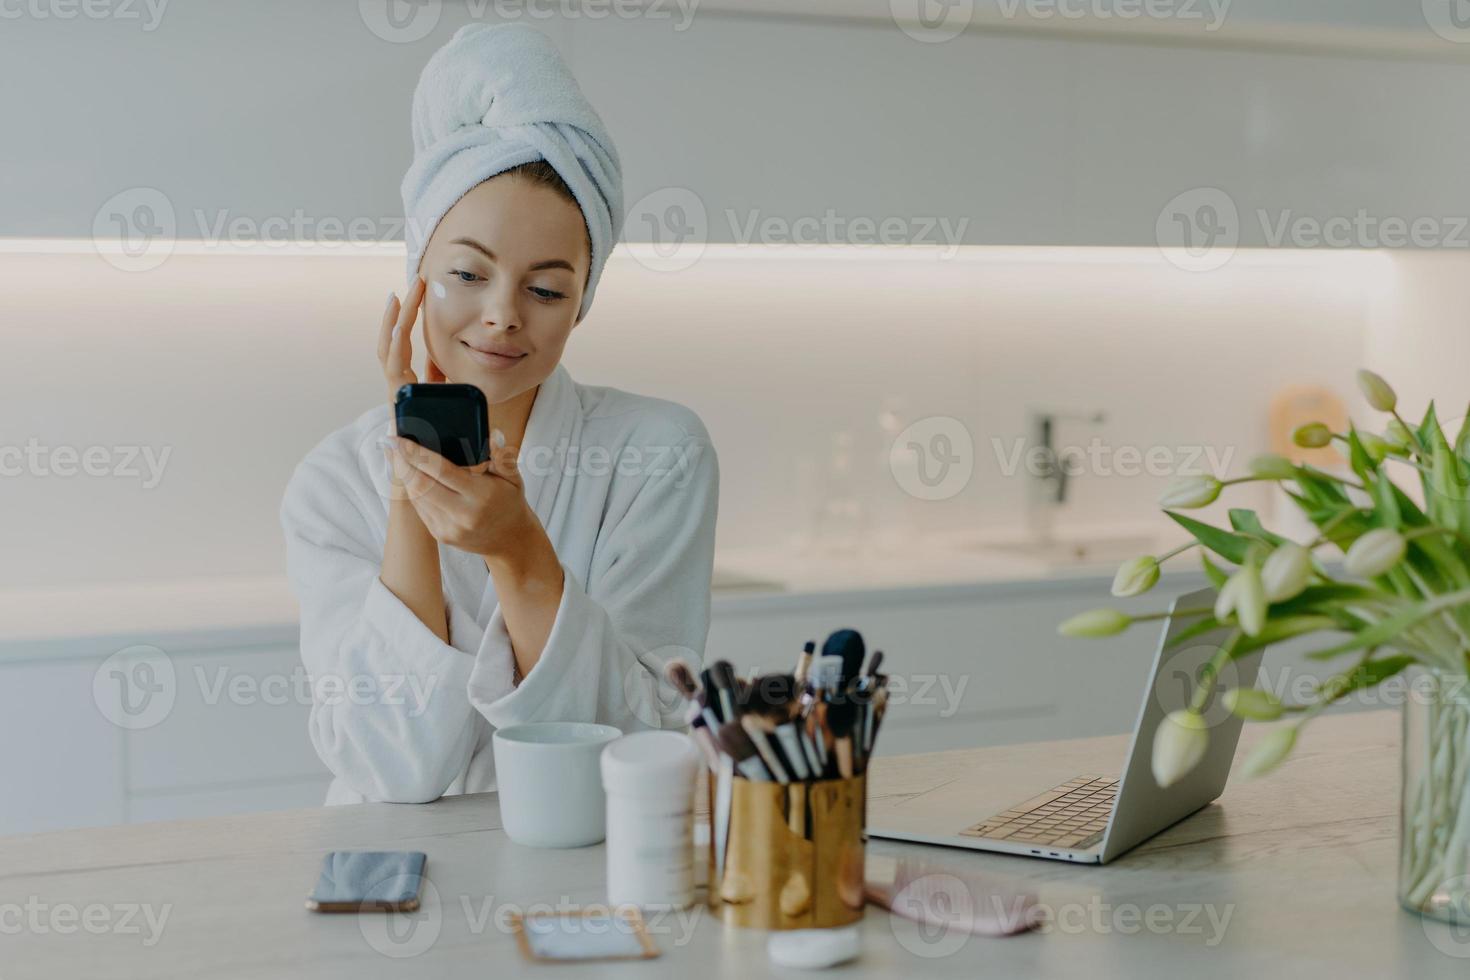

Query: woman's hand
left=378, top=275, right=445, bottom=406
left=385, top=434, right=536, bottom=563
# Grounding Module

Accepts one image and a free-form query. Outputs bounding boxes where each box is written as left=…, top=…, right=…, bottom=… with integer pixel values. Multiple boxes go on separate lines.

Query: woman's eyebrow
left=449, top=237, right=575, bottom=273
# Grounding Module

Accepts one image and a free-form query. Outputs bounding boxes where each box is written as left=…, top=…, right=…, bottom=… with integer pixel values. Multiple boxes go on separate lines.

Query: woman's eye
left=450, top=269, right=480, bottom=284
left=529, top=286, right=567, bottom=302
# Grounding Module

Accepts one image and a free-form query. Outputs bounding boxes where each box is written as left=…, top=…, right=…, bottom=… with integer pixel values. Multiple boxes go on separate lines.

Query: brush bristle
left=717, top=721, right=758, bottom=761
left=664, top=658, right=700, bottom=698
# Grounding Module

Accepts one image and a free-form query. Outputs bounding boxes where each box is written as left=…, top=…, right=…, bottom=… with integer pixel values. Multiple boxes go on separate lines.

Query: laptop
left=868, top=587, right=1265, bottom=864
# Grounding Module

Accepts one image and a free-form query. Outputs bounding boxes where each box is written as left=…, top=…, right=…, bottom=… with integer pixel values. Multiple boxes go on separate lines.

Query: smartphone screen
left=394, top=383, right=489, bottom=467
left=306, top=851, right=427, bottom=913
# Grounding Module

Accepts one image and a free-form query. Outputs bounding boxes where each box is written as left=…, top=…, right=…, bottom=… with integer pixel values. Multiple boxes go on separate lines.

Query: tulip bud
left=1215, top=564, right=1265, bottom=636
left=1111, top=556, right=1160, bottom=598
left=1240, top=725, right=1298, bottom=778
left=1058, top=609, right=1132, bottom=638
left=1344, top=528, right=1406, bottom=579
left=1358, top=431, right=1390, bottom=464
left=1223, top=687, right=1285, bottom=721
left=1356, top=369, right=1397, bottom=413
left=1292, top=423, right=1333, bottom=449
left=1260, top=542, right=1311, bottom=603
left=1152, top=710, right=1209, bottom=788
left=1248, top=453, right=1297, bottom=480
left=1159, top=475, right=1222, bottom=509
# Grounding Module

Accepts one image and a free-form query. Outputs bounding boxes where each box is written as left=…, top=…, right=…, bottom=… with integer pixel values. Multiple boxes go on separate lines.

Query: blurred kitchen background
left=4, top=0, right=1470, bottom=834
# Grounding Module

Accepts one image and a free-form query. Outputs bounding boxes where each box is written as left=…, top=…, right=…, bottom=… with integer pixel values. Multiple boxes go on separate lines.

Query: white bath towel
left=400, top=23, right=623, bottom=321
left=280, top=366, right=718, bottom=804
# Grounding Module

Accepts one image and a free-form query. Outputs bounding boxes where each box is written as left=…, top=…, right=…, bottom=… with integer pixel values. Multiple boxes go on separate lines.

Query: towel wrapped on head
left=400, top=23, right=623, bottom=320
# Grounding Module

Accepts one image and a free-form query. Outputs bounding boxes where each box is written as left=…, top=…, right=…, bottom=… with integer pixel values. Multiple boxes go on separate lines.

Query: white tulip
left=1152, top=710, right=1209, bottom=788
left=1159, top=475, right=1222, bottom=509
left=1111, top=556, right=1160, bottom=598
left=1241, top=726, right=1298, bottom=778
left=1215, top=565, right=1266, bottom=636
left=1344, top=528, right=1406, bottom=579
left=1260, top=542, right=1311, bottom=603
left=1223, top=687, right=1285, bottom=721
left=1356, top=369, right=1397, bottom=413
left=1058, top=609, right=1132, bottom=638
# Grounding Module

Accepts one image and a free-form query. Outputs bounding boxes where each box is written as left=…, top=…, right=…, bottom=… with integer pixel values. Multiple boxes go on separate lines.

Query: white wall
left=0, top=241, right=1395, bottom=591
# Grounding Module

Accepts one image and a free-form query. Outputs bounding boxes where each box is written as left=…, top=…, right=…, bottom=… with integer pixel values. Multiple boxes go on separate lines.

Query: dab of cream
left=430, top=280, right=447, bottom=300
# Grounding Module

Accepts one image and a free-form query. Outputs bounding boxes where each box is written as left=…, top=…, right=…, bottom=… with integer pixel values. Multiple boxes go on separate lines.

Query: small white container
left=600, top=731, right=701, bottom=911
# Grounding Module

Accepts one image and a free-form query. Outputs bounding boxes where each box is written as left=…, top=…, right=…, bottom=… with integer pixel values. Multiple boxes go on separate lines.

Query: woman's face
left=419, top=173, right=591, bottom=406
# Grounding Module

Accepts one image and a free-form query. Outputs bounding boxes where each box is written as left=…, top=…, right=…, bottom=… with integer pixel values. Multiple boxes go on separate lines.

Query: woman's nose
left=480, top=283, right=522, bottom=332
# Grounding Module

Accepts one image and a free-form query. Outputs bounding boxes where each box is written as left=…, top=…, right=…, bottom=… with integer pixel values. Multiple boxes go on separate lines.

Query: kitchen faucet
left=1026, top=408, right=1107, bottom=543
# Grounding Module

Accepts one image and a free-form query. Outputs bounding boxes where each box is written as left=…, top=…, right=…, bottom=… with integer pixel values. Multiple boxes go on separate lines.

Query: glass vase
left=1399, top=667, right=1470, bottom=924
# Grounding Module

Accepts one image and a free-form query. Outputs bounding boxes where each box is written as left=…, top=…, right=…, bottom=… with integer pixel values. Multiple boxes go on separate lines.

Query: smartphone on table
left=305, top=851, right=427, bottom=913
left=394, top=383, right=489, bottom=467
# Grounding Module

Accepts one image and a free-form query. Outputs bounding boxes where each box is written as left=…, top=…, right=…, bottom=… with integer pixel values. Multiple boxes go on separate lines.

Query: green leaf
left=1165, top=511, right=1252, bottom=564
left=1294, top=467, right=1354, bottom=509
left=1318, top=655, right=1415, bottom=701
left=1200, top=551, right=1229, bottom=589
left=1346, top=426, right=1376, bottom=485
left=1454, top=402, right=1470, bottom=462
left=1235, top=615, right=1342, bottom=654
left=1370, top=467, right=1402, bottom=530
left=1306, top=588, right=1470, bottom=660
left=1228, top=509, right=1290, bottom=548
left=1165, top=613, right=1227, bottom=651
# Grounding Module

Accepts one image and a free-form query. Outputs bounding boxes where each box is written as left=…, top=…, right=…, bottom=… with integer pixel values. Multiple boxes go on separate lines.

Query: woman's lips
left=460, top=340, right=527, bottom=370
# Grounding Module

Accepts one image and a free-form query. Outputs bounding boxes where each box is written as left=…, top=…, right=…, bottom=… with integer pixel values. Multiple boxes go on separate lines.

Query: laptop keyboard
left=960, top=775, right=1117, bottom=850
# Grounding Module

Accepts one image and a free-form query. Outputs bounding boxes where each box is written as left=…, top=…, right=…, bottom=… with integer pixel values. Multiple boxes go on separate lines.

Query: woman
left=280, top=23, right=719, bottom=805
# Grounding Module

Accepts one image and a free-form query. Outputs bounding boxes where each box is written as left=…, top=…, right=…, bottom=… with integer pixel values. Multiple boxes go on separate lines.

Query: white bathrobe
left=279, top=365, right=719, bottom=805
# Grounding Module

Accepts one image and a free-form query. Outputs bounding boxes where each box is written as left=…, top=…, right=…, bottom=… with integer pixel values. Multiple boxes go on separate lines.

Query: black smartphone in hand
left=394, top=383, right=489, bottom=467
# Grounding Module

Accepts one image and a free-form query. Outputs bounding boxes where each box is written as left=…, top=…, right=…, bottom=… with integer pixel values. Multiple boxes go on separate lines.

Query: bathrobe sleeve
left=468, top=431, right=719, bottom=731
left=281, top=456, right=480, bottom=804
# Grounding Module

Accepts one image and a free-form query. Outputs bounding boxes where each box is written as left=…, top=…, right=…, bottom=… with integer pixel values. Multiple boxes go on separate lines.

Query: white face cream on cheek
left=430, top=280, right=448, bottom=300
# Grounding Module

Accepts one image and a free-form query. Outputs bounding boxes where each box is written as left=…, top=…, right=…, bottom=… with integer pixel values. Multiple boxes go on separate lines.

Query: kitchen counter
left=2, top=710, right=1458, bottom=978
left=0, top=523, right=1192, bottom=660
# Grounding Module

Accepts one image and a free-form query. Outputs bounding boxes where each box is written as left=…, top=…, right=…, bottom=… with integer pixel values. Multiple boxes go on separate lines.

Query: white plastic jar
left=600, top=731, right=701, bottom=911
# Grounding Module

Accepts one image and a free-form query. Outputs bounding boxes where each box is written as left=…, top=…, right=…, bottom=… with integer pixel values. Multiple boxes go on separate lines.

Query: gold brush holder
left=708, top=774, right=866, bottom=929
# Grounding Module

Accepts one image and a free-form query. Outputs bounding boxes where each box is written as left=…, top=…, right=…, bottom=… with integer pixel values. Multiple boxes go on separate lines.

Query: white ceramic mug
left=492, top=722, right=623, bottom=848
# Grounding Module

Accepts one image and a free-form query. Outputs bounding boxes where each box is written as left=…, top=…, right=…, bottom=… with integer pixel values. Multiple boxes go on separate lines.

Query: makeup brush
left=752, top=674, right=811, bottom=781
left=865, top=681, right=890, bottom=754
left=716, top=721, right=771, bottom=781
left=864, top=650, right=884, bottom=682
left=824, top=699, right=860, bottom=779
left=666, top=658, right=722, bottom=733
left=740, top=715, right=791, bottom=784
left=699, top=667, right=723, bottom=723
left=793, top=640, right=816, bottom=688
left=822, top=629, right=866, bottom=691
left=709, top=661, right=741, bottom=724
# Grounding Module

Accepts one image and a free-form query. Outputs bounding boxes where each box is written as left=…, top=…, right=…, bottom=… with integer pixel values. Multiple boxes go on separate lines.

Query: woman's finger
left=393, top=437, right=475, bottom=495
left=376, top=291, right=397, bottom=367
left=386, top=277, right=427, bottom=390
